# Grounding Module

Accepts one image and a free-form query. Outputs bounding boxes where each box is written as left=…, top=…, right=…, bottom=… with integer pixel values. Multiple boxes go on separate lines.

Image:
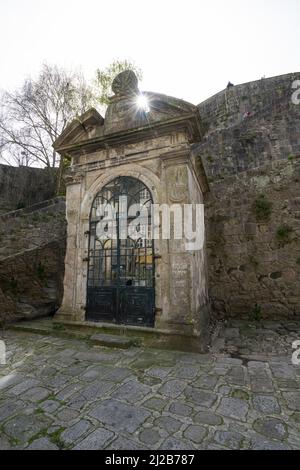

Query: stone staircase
left=9, top=318, right=140, bottom=350
left=0, top=197, right=66, bottom=259
left=0, top=198, right=66, bottom=323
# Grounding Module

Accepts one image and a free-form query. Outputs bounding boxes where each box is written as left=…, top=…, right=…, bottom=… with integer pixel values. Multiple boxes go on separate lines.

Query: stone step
left=8, top=320, right=139, bottom=350
left=8, top=317, right=204, bottom=353
left=9, top=321, right=87, bottom=340
left=9, top=321, right=52, bottom=335
left=90, top=332, right=138, bottom=349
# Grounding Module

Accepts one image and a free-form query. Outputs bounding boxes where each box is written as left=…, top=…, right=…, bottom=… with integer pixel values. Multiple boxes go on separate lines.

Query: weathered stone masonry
left=195, top=72, right=300, bottom=318
left=53, top=70, right=210, bottom=349
left=0, top=198, right=66, bottom=322
left=0, top=164, right=57, bottom=214
left=2, top=71, right=299, bottom=335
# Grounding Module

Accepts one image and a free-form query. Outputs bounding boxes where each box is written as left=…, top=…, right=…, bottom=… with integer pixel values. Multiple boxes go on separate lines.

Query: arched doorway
left=86, top=176, right=155, bottom=327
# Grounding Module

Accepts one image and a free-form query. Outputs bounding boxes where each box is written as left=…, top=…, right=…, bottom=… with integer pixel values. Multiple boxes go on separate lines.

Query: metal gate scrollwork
left=86, top=176, right=155, bottom=327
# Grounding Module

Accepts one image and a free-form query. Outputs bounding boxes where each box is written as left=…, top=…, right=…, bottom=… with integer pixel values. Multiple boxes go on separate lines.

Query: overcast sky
left=0, top=0, right=299, bottom=104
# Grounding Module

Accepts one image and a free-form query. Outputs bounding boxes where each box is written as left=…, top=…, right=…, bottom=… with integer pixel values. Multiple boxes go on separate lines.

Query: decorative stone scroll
left=167, top=165, right=188, bottom=202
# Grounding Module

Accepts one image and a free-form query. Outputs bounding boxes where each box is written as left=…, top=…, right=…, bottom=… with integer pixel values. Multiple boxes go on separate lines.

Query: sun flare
left=136, top=94, right=150, bottom=112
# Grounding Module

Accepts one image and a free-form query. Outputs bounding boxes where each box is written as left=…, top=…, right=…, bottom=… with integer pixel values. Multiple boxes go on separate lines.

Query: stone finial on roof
left=53, top=70, right=203, bottom=150
left=111, top=70, right=139, bottom=97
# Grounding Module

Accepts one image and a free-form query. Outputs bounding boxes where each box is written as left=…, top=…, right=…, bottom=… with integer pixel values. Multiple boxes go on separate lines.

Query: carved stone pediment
left=53, top=108, right=104, bottom=151
left=104, top=70, right=199, bottom=134
left=104, top=90, right=199, bottom=134
left=53, top=70, right=203, bottom=155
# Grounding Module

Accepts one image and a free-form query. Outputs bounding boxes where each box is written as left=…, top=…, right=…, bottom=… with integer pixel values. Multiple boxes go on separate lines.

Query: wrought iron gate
left=86, top=176, right=155, bottom=327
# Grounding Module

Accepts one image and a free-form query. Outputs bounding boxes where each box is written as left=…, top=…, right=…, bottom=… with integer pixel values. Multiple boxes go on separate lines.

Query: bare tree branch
left=0, top=64, right=96, bottom=168
left=0, top=60, right=142, bottom=171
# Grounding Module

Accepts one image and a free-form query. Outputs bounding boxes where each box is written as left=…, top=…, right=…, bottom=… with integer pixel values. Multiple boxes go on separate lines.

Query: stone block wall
left=0, top=241, right=65, bottom=323
left=0, top=198, right=66, bottom=323
left=195, top=72, right=300, bottom=318
left=204, top=160, right=300, bottom=318
left=1, top=73, right=300, bottom=323
left=198, top=72, right=300, bottom=137
left=0, top=164, right=57, bottom=214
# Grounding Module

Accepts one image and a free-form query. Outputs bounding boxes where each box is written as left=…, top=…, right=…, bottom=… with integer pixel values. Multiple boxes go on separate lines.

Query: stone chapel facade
left=53, top=70, right=210, bottom=351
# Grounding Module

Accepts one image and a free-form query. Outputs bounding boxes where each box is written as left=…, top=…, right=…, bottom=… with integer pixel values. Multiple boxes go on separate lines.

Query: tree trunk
left=56, top=155, right=64, bottom=196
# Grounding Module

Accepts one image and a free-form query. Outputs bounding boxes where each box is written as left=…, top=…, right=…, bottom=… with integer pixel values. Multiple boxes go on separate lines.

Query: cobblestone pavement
left=0, top=320, right=300, bottom=450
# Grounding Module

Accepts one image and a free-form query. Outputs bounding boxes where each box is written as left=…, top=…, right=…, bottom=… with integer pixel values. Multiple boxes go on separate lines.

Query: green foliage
left=16, top=201, right=25, bottom=210
left=52, top=323, right=65, bottom=331
left=253, top=195, right=272, bottom=221
left=288, top=153, right=295, bottom=162
left=248, top=255, right=259, bottom=267
left=201, top=121, right=210, bottom=135
left=231, top=389, right=249, bottom=400
left=276, top=224, right=294, bottom=246
left=297, top=257, right=300, bottom=266
left=62, top=155, right=71, bottom=170
left=94, top=59, right=143, bottom=109
left=56, top=155, right=71, bottom=196
left=31, top=213, right=40, bottom=222
left=31, top=212, right=52, bottom=223
left=250, top=304, right=262, bottom=322
left=245, top=234, right=254, bottom=241
left=10, top=278, right=19, bottom=295
left=48, top=428, right=66, bottom=449
left=239, top=132, right=257, bottom=145
left=37, top=262, right=46, bottom=281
